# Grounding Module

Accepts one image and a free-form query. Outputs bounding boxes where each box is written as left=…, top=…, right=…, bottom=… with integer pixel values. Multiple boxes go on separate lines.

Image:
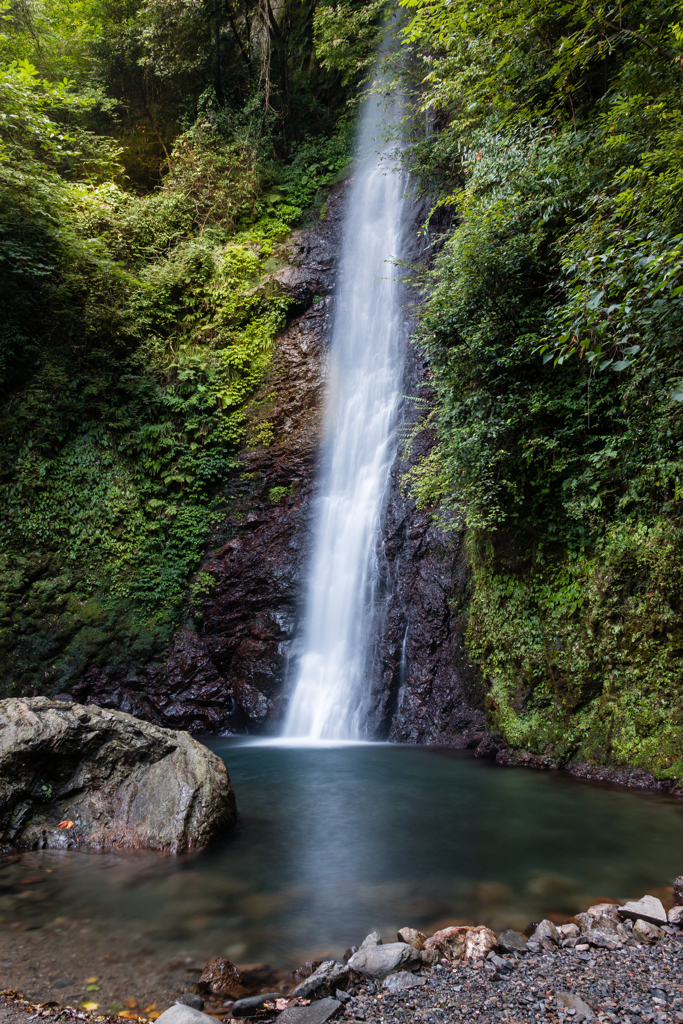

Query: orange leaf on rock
left=59, top=821, right=75, bottom=829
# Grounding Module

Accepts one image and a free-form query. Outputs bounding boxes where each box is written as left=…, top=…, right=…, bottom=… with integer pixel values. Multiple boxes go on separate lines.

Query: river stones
left=198, top=958, right=241, bottom=997
left=292, top=961, right=351, bottom=998
left=277, top=998, right=342, bottom=1024
left=347, top=942, right=422, bottom=979
left=668, top=905, right=683, bottom=925
left=674, top=875, right=683, bottom=905
left=497, top=930, right=529, bottom=955
left=619, top=896, right=667, bottom=926
left=633, top=919, right=665, bottom=943
left=360, top=932, right=383, bottom=947
left=397, top=927, right=426, bottom=950
left=231, top=994, right=283, bottom=1017
left=424, top=926, right=469, bottom=958
left=0, top=696, right=236, bottom=852
left=465, top=926, right=498, bottom=960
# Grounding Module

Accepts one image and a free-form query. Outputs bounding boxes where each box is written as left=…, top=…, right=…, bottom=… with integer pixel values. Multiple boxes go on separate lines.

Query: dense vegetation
left=3, top=0, right=682, bottom=781
left=0, top=0, right=352, bottom=693
left=388, top=0, right=683, bottom=779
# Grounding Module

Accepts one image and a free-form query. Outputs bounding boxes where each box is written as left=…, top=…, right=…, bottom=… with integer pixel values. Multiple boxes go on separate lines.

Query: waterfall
left=282, top=77, right=408, bottom=741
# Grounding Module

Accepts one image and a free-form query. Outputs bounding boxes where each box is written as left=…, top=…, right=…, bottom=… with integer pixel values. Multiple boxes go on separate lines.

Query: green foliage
left=314, top=0, right=390, bottom=87
left=0, top=0, right=354, bottom=693
left=401, top=0, right=683, bottom=775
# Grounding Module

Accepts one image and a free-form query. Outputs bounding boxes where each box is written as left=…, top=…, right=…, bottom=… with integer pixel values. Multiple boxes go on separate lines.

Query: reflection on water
left=2, top=743, right=682, bottom=967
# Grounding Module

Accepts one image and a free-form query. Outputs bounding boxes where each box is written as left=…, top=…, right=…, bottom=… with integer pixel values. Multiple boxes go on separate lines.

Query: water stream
left=283, top=76, right=408, bottom=740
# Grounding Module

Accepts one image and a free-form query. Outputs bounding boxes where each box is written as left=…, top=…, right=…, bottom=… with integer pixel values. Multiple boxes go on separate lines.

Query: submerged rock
left=0, top=697, right=236, bottom=851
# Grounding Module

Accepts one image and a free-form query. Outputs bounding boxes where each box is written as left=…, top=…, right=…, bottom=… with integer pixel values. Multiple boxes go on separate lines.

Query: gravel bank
left=339, top=935, right=683, bottom=1023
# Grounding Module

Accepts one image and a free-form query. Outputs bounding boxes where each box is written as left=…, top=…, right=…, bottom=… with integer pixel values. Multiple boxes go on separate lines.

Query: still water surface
left=5, top=743, right=683, bottom=967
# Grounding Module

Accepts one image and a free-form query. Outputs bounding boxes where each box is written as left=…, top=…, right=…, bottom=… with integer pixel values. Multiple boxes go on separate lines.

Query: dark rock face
left=365, top=336, right=486, bottom=745
left=70, top=184, right=485, bottom=745
left=0, top=696, right=236, bottom=851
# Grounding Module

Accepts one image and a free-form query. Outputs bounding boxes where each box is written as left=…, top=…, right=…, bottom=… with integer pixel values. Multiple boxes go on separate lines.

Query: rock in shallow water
left=0, top=697, right=236, bottom=851
left=347, top=943, right=422, bottom=979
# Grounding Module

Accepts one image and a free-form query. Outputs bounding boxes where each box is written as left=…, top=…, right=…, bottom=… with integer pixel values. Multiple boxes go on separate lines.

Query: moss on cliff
left=466, top=527, right=683, bottom=781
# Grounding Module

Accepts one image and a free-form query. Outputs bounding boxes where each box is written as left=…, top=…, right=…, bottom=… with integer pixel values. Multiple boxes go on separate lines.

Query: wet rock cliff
left=72, top=187, right=485, bottom=745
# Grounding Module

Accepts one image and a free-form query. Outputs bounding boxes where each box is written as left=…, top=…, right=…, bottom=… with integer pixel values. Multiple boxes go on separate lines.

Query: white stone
left=618, top=896, right=667, bottom=925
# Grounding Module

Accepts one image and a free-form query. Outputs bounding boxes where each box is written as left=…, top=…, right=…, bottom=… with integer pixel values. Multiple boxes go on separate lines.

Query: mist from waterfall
left=282, top=75, right=408, bottom=741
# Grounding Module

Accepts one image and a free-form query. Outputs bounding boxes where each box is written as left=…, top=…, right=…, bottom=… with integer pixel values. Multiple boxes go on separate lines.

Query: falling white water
left=283, top=80, right=408, bottom=741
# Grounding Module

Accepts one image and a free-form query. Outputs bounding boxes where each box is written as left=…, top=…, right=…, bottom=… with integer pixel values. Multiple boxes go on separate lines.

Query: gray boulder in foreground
left=347, top=942, right=422, bottom=979
left=0, top=697, right=236, bottom=852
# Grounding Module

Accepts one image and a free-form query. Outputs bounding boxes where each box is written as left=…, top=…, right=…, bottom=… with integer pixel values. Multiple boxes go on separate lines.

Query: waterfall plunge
left=282, top=85, right=408, bottom=741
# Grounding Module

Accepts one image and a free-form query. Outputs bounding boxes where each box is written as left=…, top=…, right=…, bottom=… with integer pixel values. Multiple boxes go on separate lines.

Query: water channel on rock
left=3, top=744, right=683, bottom=969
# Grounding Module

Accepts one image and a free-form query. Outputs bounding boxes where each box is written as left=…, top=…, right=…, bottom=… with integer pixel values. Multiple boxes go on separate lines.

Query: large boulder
left=0, top=697, right=236, bottom=851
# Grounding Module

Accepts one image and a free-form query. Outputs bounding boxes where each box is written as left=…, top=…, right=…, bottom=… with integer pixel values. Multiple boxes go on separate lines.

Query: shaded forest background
left=2, top=0, right=683, bottom=781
